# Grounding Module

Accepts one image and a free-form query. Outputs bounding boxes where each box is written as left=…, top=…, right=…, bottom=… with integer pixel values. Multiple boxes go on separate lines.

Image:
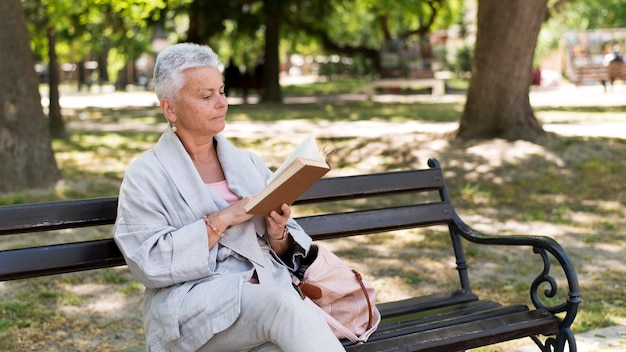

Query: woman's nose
left=217, top=93, right=228, bottom=106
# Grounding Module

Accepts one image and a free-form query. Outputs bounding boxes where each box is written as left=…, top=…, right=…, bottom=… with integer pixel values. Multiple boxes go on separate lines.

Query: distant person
left=254, top=57, right=265, bottom=78
left=603, top=45, right=624, bottom=65
left=253, top=56, right=265, bottom=98
left=602, top=46, right=625, bottom=90
left=223, top=57, right=241, bottom=96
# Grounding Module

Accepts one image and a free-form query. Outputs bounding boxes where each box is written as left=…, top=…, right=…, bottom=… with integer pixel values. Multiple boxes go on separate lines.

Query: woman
left=113, top=43, right=344, bottom=352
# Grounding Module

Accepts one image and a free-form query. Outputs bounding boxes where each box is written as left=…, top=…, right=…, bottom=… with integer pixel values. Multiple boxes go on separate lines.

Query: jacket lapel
left=152, top=130, right=268, bottom=267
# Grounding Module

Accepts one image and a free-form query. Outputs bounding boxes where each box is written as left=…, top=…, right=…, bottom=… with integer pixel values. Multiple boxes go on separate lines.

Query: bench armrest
left=453, top=219, right=581, bottom=313
left=427, top=158, right=582, bottom=331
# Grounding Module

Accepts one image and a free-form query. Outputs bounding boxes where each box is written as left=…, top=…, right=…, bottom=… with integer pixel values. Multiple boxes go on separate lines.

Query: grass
left=227, top=100, right=463, bottom=122
left=1, top=79, right=626, bottom=350
left=282, top=77, right=371, bottom=95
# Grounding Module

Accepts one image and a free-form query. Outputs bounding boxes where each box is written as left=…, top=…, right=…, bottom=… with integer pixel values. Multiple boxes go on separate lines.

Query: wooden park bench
left=572, top=63, right=626, bottom=92
left=607, top=61, right=626, bottom=86
left=573, top=65, right=609, bottom=86
left=367, top=78, right=446, bottom=98
left=0, top=158, right=581, bottom=352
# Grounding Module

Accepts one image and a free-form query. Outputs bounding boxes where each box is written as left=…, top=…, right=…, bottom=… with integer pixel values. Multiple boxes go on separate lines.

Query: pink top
left=206, top=180, right=239, bottom=204
left=207, top=180, right=259, bottom=283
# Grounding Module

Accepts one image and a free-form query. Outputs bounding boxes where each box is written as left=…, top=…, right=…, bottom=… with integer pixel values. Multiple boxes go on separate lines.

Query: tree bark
left=0, top=0, right=60, bottom=192
left=262, top=0, right=283, bottom=103
left=457, top=0, right=547, bottom=140
left=47, top=24, right=67, bottom=139
left=185, top=0, right=205, bottom=44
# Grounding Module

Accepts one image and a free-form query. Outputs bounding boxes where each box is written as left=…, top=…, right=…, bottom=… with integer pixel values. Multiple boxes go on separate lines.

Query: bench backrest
left=0, top=159, right=456, bottom=282
left=608, top=61, right=626, bottom=79
left=574, top=65, right=609, bottom=83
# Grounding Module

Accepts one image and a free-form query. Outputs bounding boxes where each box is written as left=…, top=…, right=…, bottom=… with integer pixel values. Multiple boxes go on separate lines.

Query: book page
left=266, top=133, right=323, bottom=185
left=245, top=158, right=330, bottom=215
left=245, top=133, right=331, bottom=215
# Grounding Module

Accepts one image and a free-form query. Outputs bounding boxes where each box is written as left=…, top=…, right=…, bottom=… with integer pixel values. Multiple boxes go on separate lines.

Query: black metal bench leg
left=531, top=328, right=577, bottom=352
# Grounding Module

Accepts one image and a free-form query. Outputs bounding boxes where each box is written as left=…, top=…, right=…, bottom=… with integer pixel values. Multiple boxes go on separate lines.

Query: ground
left=1, top=84, right=625, bottom=351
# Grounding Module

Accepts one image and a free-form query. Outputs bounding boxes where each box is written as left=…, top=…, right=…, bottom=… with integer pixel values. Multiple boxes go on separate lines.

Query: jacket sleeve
left=113, top=154, right=214, bottom=289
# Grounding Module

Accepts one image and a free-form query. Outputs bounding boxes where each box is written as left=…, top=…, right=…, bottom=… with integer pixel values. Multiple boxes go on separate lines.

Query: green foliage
left=321, top=0, right=381, bottom=47
left=22, top=0, right=182, bottom=80
left=362, top=0, right=463, bottom=34
left=450, top=44, right=473, bottom=73
left=208, top=0, right=465, bottom=76
left=558, top=0, right=626, bottom=29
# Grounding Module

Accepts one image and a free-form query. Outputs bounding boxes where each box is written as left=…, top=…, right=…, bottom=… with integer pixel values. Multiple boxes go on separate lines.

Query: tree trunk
left=457, top=0, right=547, bottom=140
left=185, top=0, right=207, bottom=44
left=262, top=0, right=283, bottom=103
left=0, top=0, right=60, bottom=192
left=98, top=40, right=111, bottom=84
left=77, top=60, right=86, bottom=91
left=47, top=25, right=67, bottom=139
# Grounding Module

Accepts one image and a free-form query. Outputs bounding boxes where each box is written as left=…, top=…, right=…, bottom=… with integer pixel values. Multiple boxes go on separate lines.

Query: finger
left=278, top=203, right=291, bottom=218
left=266, top=213, right=282, bottom=228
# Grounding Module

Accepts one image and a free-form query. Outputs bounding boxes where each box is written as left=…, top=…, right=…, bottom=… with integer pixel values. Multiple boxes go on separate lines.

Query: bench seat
left=353, top=307, right=558, bottom=352
left=344, top=290, right=559, bottom=351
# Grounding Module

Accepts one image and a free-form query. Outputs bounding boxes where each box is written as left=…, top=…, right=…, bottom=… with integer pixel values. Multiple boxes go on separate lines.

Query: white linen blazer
left=113, top=129, right=312, bottom=351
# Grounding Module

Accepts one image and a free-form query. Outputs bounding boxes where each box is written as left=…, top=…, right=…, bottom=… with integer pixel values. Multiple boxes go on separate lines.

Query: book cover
left=245, top=135, right=331, bottom=216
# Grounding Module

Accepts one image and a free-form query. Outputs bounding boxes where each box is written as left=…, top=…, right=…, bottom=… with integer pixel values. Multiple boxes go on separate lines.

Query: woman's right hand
left=221, top=196, right=255, bottom=227
left=204, top=196, right=254, bottom=248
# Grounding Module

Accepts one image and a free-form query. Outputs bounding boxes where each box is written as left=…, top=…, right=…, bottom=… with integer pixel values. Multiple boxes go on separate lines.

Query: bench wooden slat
left=0, top=169, right=444, bottom=236
left=347, top=309, right=559, bottom=352
left=299, top=203, right=453, bottom=240
left=0, top=202, right=452, bottom=281
left=377, top=290, right=478, bottom=318
left=0, top=197, right=118, bottom=235
left=0, top=239, right=124, bottom=281
left=296, top=169, right=444, bottom=203
left=362, top=306, right=535, bottom=352
left=373, top=304, right=530, bottom=339
left=379, top=299, right=505, bottom=327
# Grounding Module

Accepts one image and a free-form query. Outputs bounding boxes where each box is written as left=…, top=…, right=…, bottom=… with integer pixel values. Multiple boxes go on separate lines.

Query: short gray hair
left=153, top=43, right=221, bottom=101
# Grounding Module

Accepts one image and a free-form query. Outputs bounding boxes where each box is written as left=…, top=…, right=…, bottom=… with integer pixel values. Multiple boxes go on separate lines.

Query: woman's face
left=164, top=66, right=228, bottom=138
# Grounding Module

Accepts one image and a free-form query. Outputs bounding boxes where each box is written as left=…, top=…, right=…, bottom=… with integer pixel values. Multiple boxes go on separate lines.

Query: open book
left=245, top=134, right=331, bottom=216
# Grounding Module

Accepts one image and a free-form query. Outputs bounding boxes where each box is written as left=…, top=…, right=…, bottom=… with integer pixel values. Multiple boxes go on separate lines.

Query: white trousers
left=198, top=282, right=346, bottom=352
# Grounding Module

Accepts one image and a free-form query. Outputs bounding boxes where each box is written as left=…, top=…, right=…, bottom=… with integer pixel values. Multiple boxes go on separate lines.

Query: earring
left=170, top=122, right=177, bottom=133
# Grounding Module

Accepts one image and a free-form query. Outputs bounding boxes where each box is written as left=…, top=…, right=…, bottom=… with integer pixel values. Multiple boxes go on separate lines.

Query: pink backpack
left=293, top=244, right=381, bottom=343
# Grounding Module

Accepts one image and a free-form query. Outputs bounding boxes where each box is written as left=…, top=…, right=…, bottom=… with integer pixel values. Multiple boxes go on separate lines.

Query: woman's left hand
left=265, top=203, right=291, bottom=240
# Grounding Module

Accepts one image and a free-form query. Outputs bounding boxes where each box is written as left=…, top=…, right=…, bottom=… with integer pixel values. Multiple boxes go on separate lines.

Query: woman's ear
left=160, top=98, right=176, bottom=124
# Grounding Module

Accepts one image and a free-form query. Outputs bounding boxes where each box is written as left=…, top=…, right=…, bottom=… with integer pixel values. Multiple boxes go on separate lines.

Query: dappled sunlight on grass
left=226, top=100, right=463, bottom=122
left=0, top=268, right=144, bottom=351
left=281, top=78, right=370, bottom=96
